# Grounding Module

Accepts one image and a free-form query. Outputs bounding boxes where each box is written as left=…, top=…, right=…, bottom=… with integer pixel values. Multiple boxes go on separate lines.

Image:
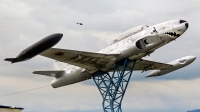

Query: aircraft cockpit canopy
left=110, top=25, right=149, bottom=45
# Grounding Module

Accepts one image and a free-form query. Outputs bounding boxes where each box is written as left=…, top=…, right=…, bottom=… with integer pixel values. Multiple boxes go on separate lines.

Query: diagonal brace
left=92, top=59, right=136, bottom=112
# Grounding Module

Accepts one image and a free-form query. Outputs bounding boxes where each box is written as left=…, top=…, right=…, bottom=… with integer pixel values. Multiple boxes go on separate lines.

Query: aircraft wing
left=39, top=48, right=171, bottom=72
left=126, top=59, right=173, bottom=71
left=107, top=59, right=172, bottom=72
left=40, top=48, right=120, bottom=70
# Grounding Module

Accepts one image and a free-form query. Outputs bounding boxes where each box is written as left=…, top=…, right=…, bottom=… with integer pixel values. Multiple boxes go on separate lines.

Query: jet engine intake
left=136, top=36, right=162, bottom=49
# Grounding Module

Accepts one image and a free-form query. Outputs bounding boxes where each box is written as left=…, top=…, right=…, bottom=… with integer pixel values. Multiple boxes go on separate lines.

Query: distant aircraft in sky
left=5, top=20, right=196, bottom=88
left=77, top=22, right=83, bottom=25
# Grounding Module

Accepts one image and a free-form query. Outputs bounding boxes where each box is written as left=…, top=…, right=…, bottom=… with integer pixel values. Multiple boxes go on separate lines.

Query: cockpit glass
left=179, top=59, right=186, bottom=64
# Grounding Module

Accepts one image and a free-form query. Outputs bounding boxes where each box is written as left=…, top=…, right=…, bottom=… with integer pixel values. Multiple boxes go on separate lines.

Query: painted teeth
left=165, top=32, right=180, bottom=37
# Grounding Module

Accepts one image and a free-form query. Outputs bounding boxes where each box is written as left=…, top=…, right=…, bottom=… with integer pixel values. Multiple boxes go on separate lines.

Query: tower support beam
left=92, top=59, right=136, bottom=112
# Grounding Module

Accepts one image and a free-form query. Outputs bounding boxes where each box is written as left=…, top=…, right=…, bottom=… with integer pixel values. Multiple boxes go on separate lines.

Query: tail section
left=4, top=58, right=17, bottom=63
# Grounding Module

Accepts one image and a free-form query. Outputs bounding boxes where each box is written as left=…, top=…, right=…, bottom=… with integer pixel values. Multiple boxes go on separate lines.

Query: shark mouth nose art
left=165, top=32, right=180, bottom=37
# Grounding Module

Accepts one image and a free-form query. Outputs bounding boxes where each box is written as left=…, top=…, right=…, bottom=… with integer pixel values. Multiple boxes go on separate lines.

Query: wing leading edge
left=39, top=48, right=172, bottom=73
left=39, top=48, right=120, bottom=70
left=129, top=59, right=172, bottom=71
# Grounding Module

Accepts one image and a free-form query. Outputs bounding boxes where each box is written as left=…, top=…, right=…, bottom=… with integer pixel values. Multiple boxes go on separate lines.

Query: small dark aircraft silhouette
left=77, top=22, right=83, bottom=25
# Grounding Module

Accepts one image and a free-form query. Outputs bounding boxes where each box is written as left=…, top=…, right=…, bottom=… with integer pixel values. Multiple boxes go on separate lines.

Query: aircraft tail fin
left=33, top=70, right=64, bottom=78
left=4, top=58, right=17, bottom=63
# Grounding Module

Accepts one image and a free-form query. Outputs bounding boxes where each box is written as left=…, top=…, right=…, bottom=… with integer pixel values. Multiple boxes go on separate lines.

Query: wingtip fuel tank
left=146, top=56, right=196, bottom=78
left=4, top=33, right=63, bottom=63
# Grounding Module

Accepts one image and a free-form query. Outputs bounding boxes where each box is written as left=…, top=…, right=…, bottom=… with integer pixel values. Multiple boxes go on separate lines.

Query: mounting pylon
left=92, top=59, right=136, bottom=112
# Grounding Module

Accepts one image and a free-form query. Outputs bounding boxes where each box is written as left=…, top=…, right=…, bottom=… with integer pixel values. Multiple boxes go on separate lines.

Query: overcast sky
left=0, top=0, right=199, bottom=112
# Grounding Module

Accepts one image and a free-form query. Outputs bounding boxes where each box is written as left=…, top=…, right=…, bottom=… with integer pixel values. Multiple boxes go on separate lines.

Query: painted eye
left=178, top=29, right=181, bottom=31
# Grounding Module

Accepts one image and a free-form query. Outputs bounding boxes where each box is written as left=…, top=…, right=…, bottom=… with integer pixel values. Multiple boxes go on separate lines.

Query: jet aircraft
left=5, top=20, right=196, bottom=88
left=77, top=22, right=83, bottom=25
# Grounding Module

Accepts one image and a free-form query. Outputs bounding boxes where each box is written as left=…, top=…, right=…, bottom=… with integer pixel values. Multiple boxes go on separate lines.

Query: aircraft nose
left=190, top=56, right=196, bottom=61
left=185, top=23, right=189, bottom=29
left=179, top=20, right=189, bottom=29
left=187, top=56, right=196, bottom=62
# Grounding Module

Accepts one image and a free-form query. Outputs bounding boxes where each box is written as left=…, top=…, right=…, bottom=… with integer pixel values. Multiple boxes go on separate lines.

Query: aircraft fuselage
left=51, top=20, right=189, bottom=88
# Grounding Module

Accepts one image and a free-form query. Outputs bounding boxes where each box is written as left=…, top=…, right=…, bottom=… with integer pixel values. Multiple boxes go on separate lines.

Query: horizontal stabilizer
left=4, top=58, right=16, bottom=63
left=33, top=70, right=64, bottom=77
